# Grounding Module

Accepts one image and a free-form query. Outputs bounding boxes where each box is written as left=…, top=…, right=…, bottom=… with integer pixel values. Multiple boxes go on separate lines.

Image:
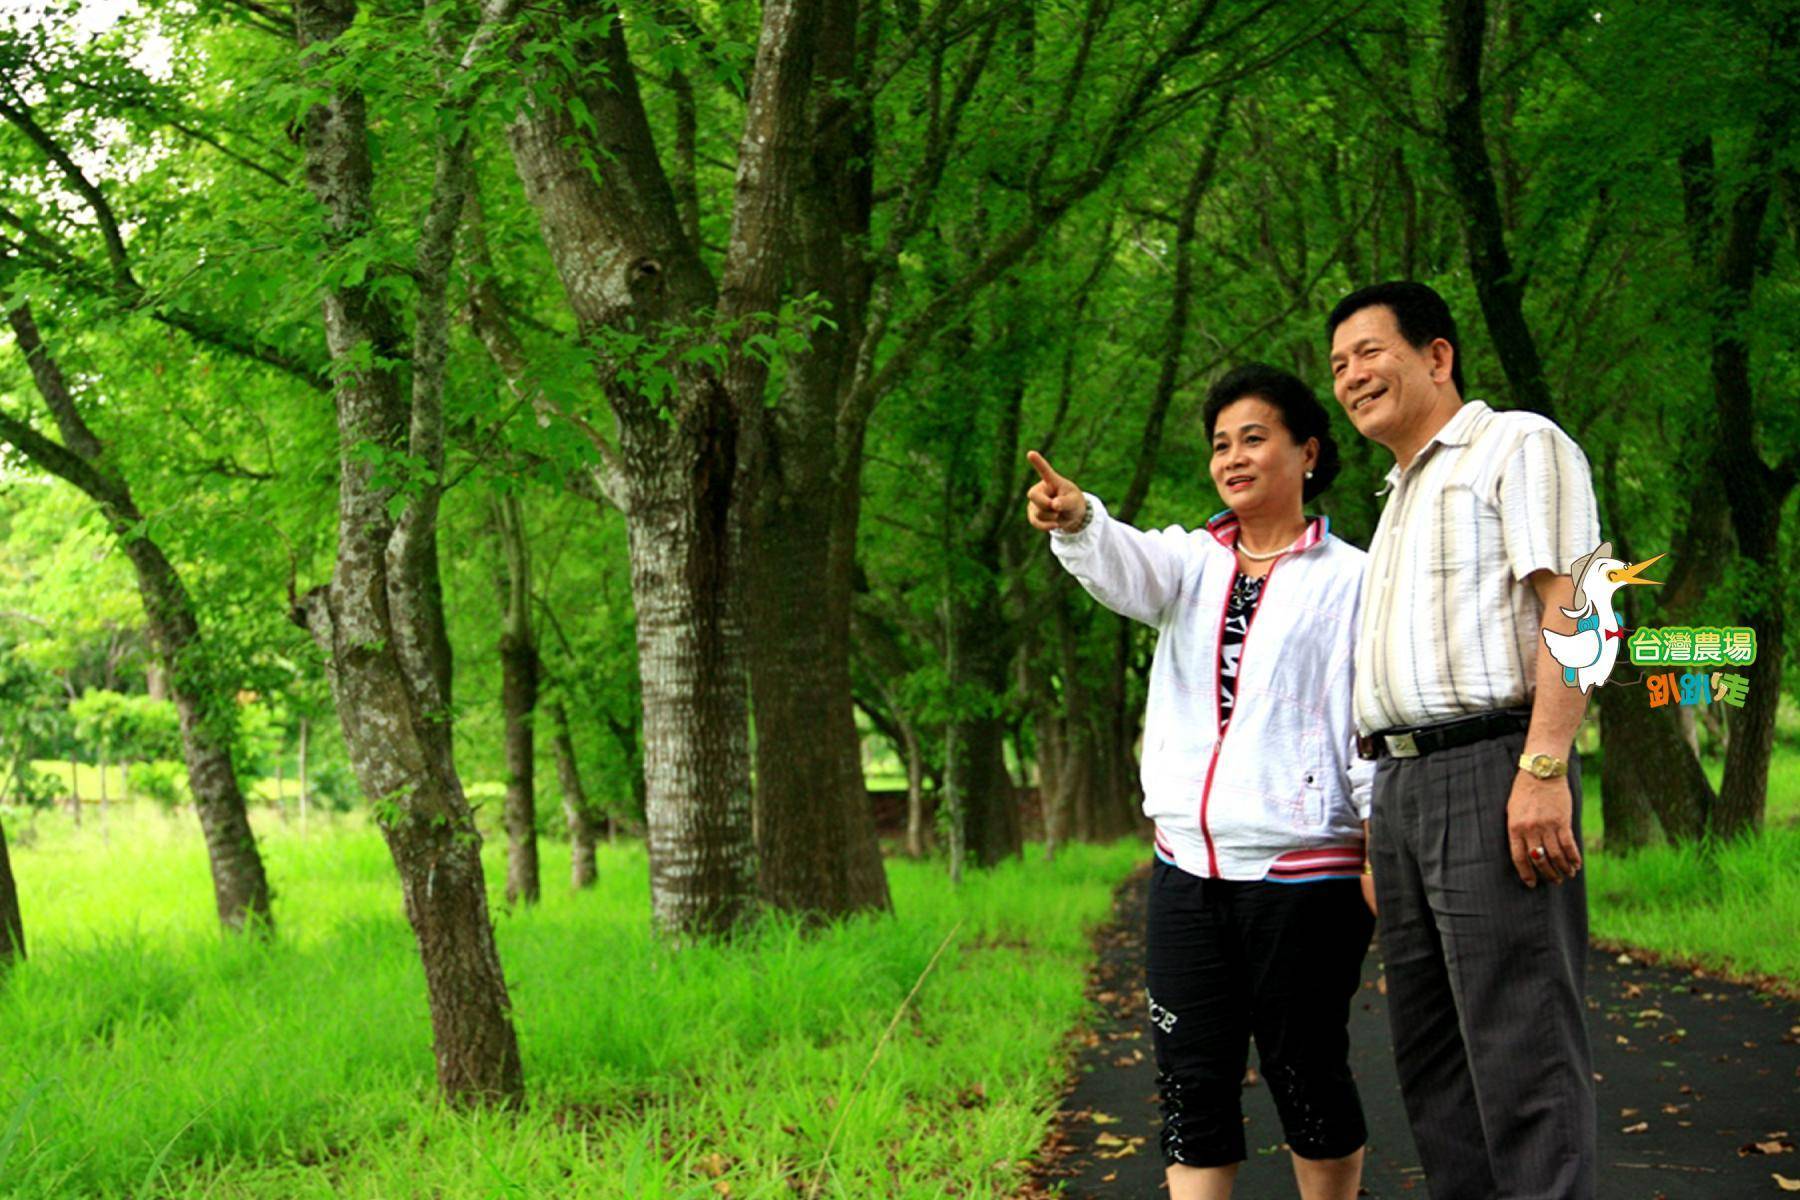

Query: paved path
left=1032, top=867, right=1800, bottom=1199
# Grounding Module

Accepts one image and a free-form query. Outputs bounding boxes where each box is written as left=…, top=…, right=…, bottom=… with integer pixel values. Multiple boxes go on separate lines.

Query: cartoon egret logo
left=1542, top=542, right=1664, bottom=693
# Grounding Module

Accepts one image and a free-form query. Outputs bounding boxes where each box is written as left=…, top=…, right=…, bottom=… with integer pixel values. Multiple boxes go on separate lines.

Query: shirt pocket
left=1425, top=462, right=1503, bottom=583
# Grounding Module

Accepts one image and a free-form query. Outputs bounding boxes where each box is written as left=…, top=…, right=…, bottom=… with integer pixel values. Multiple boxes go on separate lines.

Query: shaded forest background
left=0, top=0, right=1795, bottom=1105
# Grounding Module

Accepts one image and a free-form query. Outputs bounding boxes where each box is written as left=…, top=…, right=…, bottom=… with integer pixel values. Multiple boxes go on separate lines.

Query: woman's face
left=1208, top=397, right=1317, bottom=518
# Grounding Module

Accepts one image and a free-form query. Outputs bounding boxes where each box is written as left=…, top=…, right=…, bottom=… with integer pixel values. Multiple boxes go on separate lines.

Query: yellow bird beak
left=1607, top=554, right=1665, bottom=586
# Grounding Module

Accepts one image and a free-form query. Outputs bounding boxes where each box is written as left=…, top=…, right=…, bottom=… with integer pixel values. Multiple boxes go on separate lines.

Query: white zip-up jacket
left=1052, top=494, right=1372, bottom=881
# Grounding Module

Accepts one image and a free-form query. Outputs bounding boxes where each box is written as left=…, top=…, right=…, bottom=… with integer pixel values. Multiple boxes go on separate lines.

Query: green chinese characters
left=1627, top=625, right=1756, bottom=667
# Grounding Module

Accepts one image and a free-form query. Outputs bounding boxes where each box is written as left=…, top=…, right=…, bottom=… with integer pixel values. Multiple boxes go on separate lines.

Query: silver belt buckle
left=1384, top=731, right=1420, bottom=758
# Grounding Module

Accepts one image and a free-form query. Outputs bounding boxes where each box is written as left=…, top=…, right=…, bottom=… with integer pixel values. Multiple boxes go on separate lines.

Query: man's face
left=1328, top=305, right=1449, bottom=448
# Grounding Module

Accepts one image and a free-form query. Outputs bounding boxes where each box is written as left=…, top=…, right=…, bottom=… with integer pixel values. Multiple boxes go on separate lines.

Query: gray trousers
left=1371, top=729, right=1595, bottom=1200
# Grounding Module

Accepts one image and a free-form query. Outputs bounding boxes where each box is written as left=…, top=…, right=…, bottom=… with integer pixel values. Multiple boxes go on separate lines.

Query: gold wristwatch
left=1517, top=752, right=1569, bottom=779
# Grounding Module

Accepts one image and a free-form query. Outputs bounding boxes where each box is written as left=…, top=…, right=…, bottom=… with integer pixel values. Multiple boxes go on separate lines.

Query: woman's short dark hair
left=1326, top=280, right=1465, bottom=394
left=1202, top=363, right=1340, bottom=503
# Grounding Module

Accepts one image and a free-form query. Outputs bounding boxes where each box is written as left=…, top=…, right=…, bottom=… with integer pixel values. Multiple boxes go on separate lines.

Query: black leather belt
left=1357, top=709, right=1531, bottom=760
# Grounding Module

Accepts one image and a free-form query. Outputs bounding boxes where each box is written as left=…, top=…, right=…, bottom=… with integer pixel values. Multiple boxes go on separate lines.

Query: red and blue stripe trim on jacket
left=1154, top=830, right=1363, bottom=883
left=1263, top=845, right=1365, bottom=883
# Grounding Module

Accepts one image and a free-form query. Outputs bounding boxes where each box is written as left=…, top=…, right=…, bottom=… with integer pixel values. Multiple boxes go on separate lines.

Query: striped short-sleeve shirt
left=1354, top=400, right=1600, bottom=735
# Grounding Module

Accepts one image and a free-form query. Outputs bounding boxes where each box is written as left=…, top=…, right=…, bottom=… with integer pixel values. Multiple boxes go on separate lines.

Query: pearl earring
left=1305, top=470, right=1314, bottom=479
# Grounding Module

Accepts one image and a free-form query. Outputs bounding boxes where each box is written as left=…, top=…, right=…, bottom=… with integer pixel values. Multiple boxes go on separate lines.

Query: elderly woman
left=1026, top=363, right=1375, bottom=1200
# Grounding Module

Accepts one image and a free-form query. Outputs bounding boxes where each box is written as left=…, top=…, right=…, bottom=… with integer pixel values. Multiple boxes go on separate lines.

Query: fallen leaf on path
left=1090, top=1112, right=1120, bottom=1126
left=1094, top=1133, right=1126, bottom=1148
left=1101, top=1172, right=1117, bottom=1183
left=1773, top=1172, right=1800, bottom=1192
left=1622, top=1122, right=1649, bottom=1134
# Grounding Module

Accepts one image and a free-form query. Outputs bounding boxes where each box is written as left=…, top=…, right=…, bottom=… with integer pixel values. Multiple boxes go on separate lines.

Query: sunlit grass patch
left=0, top=806, right=1140, bottom=1198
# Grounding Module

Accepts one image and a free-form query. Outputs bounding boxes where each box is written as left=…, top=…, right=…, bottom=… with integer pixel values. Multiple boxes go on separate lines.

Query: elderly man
left=1327, top=281, right=1598, bottom=1200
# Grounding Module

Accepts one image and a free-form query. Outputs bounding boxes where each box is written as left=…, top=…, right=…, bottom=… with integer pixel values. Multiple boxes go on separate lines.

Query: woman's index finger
left=1026, top=450, right=1062, bottom=489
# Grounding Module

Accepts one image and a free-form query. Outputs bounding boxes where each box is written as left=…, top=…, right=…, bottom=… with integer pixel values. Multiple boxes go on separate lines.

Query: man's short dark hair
left=1203, top=363, right=1340, bottom=504
left=1326, top=281, right=1465, bottom=394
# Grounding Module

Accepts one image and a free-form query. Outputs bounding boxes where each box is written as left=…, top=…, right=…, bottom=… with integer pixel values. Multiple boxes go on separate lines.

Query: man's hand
left=1026, top=450, right=1088, bottom=532
left=1507, top=771, right=1581, bottom=887
left=1360, top=820, right=1377, bottom=915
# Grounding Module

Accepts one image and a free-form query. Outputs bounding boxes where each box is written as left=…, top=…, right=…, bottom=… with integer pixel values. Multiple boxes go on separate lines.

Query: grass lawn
left=1580, top=745, right=1800, bottom=982
left=0, top=808, right=1142, bottom=1199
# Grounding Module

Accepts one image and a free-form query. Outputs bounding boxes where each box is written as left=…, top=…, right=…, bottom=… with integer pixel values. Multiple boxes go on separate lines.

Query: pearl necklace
left=1234, top=531, right=1304, bottom=561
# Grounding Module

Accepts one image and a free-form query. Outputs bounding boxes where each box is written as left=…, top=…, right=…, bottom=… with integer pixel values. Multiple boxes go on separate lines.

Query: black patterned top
left=1218, top=572, right=1266, bottom=731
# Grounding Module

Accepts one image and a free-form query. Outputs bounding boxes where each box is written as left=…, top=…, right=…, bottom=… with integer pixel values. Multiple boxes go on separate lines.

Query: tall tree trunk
left=163, top=678, right=271, bottom=928
left=0, top=813, right=21, bottom=975
left=1594, top=686, right=1656, bottom=850
left=1440, top=0, right=1555, bottom=416
left=495, top=494, right=540, bottom=906
left=3, top=303, right=272, bottom=931
left=743, top=0, right=890, bottom=921
left=503, top=0, right=834, bottom=936
left=1593, top=451, right=1655, bottom=851
left=900, top=715, right=926, bottom=859
left=748, top=483, right=891, bottom=917
left=1699, top=244, right=1785, bottom=841
left=1695, top=120, right=1794, bottom=839
left=551, top=700, right=601, bottom=890
left=292, top=0, right=522, bottom=1104
left=943, top=554, right=1022, bottom=868
left=622, top=436, right=759, bottom=934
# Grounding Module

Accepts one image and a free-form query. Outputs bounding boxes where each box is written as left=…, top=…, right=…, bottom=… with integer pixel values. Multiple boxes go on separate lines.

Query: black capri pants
left=1145, top=858, right=1375, bottom=1167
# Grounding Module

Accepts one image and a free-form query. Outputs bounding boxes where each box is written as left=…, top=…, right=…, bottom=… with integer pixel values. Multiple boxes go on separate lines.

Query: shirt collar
left=1205, top=510, right=1331, bottom=556
left=1375, top=399, right=1489, bottom=496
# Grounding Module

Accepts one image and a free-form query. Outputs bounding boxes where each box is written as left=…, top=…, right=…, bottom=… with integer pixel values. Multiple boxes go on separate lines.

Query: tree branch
left=0, top=206, right=331, bottom=391
left=0, top=96, right=137, bottom=285
left=1118, top=93, right=1230, bottom=525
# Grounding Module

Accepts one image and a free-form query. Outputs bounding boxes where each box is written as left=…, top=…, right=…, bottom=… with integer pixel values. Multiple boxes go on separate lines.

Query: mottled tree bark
left=0, top=814, right=22, bottom=974
left=494, top=493, right=540, bottom=906
left=3, top=303, right=272, bottom=932
left=503, top=0, right=822, bottom=936
left=291, top=0, right=522, bottom=1104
